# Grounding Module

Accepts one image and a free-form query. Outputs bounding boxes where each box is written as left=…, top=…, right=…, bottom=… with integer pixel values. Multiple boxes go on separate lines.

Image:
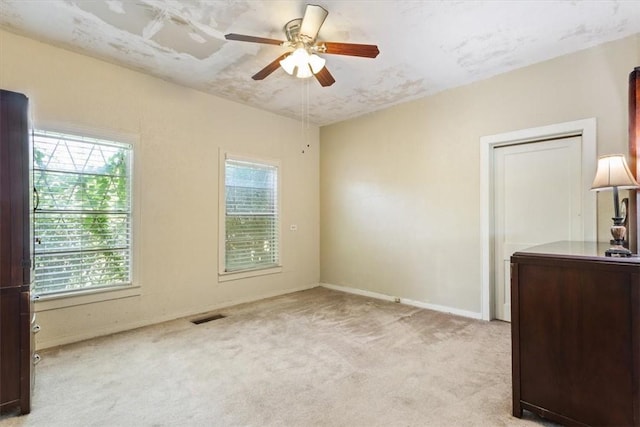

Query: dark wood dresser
left=0, top=89, right=36, bottom=415
left=511, top=241, right=640, bottom=426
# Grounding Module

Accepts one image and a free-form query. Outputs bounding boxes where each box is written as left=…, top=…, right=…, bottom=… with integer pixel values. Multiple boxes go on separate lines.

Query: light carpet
left=0, top=287, right=553, bottom=426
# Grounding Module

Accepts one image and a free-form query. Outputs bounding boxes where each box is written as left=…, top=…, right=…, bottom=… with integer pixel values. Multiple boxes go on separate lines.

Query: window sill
left=35, top=285, right=142, bottom=312
left=218, top=266, right=282, bottom=282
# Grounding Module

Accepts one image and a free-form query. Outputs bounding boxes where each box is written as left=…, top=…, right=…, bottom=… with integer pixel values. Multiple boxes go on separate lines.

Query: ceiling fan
left=224, top=4, right=380, bottom=87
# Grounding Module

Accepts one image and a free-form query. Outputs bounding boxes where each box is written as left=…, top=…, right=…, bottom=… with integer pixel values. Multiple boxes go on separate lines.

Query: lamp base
left=610, top=239, right=630, bottom=248
left=607, top=220, right=632, bottom=257
left=605, top=246, right=633, bottom=257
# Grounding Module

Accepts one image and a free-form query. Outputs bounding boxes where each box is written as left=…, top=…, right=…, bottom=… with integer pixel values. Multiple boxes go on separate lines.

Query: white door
left=493, top=136, right=583, bottom=321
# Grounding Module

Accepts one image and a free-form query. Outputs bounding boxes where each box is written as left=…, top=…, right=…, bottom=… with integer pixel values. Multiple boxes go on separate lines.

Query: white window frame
left=218, top=150, right=282, bottom=282
left=32, top=125, right=140, bottom=308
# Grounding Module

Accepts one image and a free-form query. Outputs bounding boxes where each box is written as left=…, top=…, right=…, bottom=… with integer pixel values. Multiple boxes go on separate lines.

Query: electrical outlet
left=290, top=224, right=298, bottom=231
left=393, top=297, right=401, bottom=303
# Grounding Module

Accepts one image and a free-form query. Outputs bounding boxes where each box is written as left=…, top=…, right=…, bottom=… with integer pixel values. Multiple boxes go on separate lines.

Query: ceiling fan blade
left=314, top=66, right=335, bottom=87
left=299, top=4, right=328, bottom=41
left=320, top=42, right=380, bottom=58
left=225, top=33, right=284, bottom=46
left=251, top=53, right=289, bottom=81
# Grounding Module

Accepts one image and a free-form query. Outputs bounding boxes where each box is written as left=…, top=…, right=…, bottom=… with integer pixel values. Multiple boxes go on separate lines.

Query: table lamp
left=591, top=154, right=640, bottom=256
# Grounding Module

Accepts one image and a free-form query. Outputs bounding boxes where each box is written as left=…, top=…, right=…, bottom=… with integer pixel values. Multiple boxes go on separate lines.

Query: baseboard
left=36, top=283, right=319, bottom=350
left=320, top=283, right=483, bottom=320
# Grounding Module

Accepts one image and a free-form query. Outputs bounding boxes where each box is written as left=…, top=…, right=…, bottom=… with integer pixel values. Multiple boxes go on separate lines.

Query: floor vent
left=191, top=314, right=226, bottom=325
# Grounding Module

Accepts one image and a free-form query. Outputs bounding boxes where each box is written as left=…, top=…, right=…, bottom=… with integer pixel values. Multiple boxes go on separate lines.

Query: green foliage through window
left=224, top=158, right=279, bottom=272
left=33, top=130, right=132, bottom=295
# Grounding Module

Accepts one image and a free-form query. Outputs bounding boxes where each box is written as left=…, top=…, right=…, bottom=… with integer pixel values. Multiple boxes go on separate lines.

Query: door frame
left=479, top=118, right=597, bottom=321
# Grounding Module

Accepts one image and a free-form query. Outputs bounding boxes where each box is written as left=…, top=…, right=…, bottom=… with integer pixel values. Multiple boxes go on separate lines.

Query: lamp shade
left=591, top=154, right=640, bottom=191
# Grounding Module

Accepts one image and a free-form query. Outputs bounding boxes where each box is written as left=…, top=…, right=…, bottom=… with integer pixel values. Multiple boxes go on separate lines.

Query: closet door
left=0, top=89, right=32, bottom=415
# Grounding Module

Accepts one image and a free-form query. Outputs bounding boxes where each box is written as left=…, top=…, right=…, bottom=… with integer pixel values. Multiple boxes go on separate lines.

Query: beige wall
left=1, top=28, right=637, bottom=347
left=320, top=34, right=640, bottom=315
left=0, top=30, right=320, bottom=349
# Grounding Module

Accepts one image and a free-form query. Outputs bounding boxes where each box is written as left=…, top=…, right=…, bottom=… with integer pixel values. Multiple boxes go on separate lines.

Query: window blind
left=33, top=130, right=132, bottom=295
left=224, top=158, right=279, bottom=272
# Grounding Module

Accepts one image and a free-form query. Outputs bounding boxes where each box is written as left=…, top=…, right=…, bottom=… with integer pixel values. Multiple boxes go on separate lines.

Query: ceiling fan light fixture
left=279, top=47, right=322, bottom=79
left=280, top=47, right=308, bottom=76
left=308, top=54, right=326, bottom=74
left=296, top=64, right=313, bottom=79
left=279, top=54, right=297, bottom=75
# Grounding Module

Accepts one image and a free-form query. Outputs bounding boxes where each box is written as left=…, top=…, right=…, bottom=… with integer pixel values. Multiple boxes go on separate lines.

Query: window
left=221, top=154, right=280, bottom=275
left=33, top=130, right=132, bottom=295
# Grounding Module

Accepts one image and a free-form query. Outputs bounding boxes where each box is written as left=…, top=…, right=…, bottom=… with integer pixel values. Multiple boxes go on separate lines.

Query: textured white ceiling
left=1, top=0, right=639, bottom=126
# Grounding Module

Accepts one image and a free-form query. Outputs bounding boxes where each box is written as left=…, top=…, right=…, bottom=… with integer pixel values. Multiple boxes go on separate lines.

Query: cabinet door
left=629, top=67, right=640, bottom=252
left=518, top=263, right=634, bottom=425
left=19, top=291, right=32, bottom=413
left=0, top=90, right=30, bottom=290
left=0, top=291, right=21, bottom=412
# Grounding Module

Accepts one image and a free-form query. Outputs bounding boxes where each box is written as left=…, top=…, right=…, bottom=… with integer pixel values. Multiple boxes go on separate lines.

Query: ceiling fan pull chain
left=301, top=79, right=306, bottom=153
left=300, top=78, right=312, bottom=154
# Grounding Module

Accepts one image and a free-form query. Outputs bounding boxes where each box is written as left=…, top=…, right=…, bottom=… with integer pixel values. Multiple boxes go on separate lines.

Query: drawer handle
left=33, top=354, right=41, bottom=366
left=32, top=324, right=41, bottom=334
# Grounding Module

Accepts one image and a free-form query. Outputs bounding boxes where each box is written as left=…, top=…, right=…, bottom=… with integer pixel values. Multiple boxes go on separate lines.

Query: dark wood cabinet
left=628, top=67, right=639, bottom=253
left=0, top=89, right=35, bottom=415
left=511, top=241, right=640, bottom=426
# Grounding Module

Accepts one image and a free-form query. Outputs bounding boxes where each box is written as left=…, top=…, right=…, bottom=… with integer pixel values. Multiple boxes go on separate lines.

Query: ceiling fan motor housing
left=284, top=19, right=303, bottom=43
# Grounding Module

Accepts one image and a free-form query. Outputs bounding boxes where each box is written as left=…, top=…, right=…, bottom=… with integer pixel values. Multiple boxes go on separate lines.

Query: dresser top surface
left=512, top=241, right=640, bottom=264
